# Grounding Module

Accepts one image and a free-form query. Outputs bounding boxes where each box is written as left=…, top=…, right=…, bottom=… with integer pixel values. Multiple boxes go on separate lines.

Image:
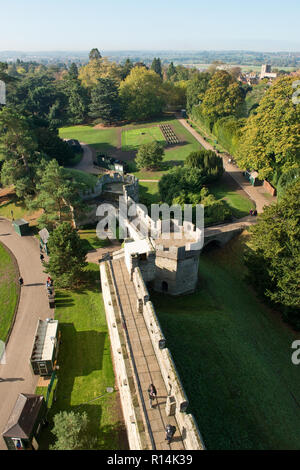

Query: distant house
left=2, top=394, right=47, bottom=450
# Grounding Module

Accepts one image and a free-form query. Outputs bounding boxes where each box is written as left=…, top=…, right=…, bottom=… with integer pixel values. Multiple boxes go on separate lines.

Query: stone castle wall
left=132, top=267, right=205, bottom=450
left=100, top=262, right=149, bottom=450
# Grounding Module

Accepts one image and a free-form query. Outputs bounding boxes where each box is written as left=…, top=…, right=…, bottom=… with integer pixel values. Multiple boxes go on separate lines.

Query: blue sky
left=0, top=0, right=299, bottom=51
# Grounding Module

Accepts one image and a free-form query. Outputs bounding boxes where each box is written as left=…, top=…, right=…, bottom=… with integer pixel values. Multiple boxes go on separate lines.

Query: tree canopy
left=119, top=67, right=165, bottom=122
left=45, top=221, right=87, bottom=288
left=237, top=76, right=300, bottom=180
left=136, top=141, right=165, bottom=170
left=245, top=180, right=300, bottom=328
left=89, top=78, right=121, bottom=124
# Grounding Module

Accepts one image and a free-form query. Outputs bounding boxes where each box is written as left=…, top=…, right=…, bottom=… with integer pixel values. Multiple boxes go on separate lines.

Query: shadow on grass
left=37, top=321, right=128, bottom=450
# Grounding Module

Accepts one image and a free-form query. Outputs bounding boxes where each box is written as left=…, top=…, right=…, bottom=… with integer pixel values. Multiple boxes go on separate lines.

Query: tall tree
left=121, top=58, right=133, bottom=80
left=151, top=58, right=163, bottom=79
left=244, top=180, right=300, bottom=328
left=45, top=222, right=87, bottom=288
left=238, top=76, right=300, bottom=180
left=119, top=67, right=165, bottom=121
left=0, top=107, right=40, bottom=197
left=68, top=62, right=79, bottom=79
left=201, top=70, right=244, bottom=124
left=33, top=159, right=80, bottom=229
left=89, top=78, right=121, bottom=124
left=166, top=62, right=177, bottom=81
left=78, top=57, right=122, bottom=87
left=89, top=48, right=101, bottom=61
left=186, top=73, right=211, bottom=113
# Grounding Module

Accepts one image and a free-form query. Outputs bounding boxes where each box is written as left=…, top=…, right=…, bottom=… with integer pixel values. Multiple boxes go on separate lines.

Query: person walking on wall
left=148, top=383, right=157, bottom=409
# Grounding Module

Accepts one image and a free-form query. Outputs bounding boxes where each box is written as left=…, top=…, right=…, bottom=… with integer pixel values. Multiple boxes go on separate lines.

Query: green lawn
left=0, top=242, right=19, bottom=342
left=151, top=234, right=300, bottom=450
left=138, top=182, right=161, bottom=207
left=63, top=168, right=98, bottom=189
left=0, top=195, right=34, bottom=222
left=122, top=126, right=166, bottom=152
left=79, top=229, right=112, bottom=252
left=59, top=125, right=118, bottom=154
left=37, top=264, right=127, bottom=450
left=209, top=181, right=255, bottom=218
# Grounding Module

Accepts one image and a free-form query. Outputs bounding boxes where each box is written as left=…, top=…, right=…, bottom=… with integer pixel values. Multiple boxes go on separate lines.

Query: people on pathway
left=165, top=424, right=176, bottom=444
left=148, top=383, right=157, bottom=409
left=18, top=277, right=24, bottom=287
left=40, top=253, right=44, bottom=262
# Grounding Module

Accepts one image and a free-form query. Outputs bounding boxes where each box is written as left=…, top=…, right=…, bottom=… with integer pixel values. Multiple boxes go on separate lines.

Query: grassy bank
left=0, top=242, right=19, bottom=342
left=152, top=233, right=300, bottom=450
left=37, top=264, right=127, bottom=450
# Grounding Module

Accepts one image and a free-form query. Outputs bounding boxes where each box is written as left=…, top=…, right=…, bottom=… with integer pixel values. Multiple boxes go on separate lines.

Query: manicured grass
left=151, top=233, right=300, bottom=450
left=122, top=126, right=166, bottom=152
left=138, top=182, right=161, bottom=207
left=209, top=181, right=255, bottom=218
left=0, top=242, right=19, bottom=342
left=59, top=119, right=203, bottom=181
left=37, top=264, right=127, bottom=450
left=79, top=229, right=111, bottom=252
left=63, top=168, right=98, bottom=189
left=59, top=125, right=118, bottom=154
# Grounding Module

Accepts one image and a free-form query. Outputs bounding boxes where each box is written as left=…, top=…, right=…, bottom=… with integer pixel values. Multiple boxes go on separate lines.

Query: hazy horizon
left=0, top=0, right=299, bottom=52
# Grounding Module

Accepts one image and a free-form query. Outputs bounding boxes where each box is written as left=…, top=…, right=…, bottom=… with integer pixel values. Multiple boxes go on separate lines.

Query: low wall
left=263, top=180, right=276, bottom=196
left=132, top=267, right=205, bottom=450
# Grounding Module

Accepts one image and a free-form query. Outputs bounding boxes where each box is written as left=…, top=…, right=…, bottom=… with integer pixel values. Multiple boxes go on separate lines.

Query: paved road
left=73, top=142, right=104, bottom=175
left=0, top=218, right=52, bottom=450
left=178, top=118, right=276, bottom=213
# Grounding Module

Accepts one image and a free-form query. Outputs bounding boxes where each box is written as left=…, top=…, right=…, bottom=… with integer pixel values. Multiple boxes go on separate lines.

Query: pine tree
left=45, top=222, right=88, bottom=288
left=151, top=58, right=162, bottom=79
left=89, top=48, right=101, bottom=61
left=89, top=78, right=121, bottom=124
left=166, top=62, right=177, bottom=81
left=68, top=63, right=79, bottom=79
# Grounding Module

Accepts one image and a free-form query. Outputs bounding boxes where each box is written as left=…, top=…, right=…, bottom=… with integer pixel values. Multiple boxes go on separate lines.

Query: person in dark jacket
left=165, top=424, right=176, bottom=444
left=148, top=383, right=157, bottom=409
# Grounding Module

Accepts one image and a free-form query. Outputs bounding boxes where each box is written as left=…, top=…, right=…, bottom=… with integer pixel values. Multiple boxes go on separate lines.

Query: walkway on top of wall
left=110, top=258, right=185, bottom=451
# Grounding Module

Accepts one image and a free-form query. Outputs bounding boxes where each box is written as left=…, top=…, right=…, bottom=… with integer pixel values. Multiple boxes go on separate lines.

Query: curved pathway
left=178, top=118, right=276, bottom=213
left=73, top=142, right=103, bottom=175
left=0, top=218, right=52, bottom=450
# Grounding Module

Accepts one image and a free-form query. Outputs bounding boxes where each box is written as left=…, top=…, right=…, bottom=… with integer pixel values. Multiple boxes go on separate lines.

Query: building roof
left=38, top=227, right=50, bottom=244
left=13, top=218, right=28, bottom=226
left=30, top=319, right=58, bottom=363
left=2, top=394, right=44, bottom=439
